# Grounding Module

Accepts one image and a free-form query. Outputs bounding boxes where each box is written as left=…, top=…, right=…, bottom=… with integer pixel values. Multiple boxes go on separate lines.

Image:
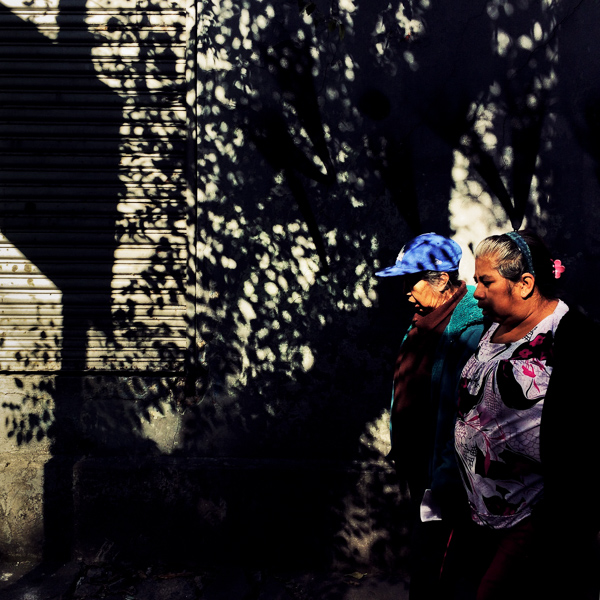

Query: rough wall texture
left=2, top=0, right=600, bottom=566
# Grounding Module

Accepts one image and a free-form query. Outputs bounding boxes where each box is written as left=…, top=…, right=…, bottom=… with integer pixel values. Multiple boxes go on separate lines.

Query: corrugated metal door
left=0, top=0, right=191, bottom=373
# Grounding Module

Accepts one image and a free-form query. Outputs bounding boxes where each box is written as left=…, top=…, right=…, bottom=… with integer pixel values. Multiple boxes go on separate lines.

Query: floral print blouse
left=455, top=300, right=569, bottom=529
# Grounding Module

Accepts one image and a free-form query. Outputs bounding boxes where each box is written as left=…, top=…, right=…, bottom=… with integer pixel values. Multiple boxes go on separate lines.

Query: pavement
left=0, top=560, right=410, bottom=600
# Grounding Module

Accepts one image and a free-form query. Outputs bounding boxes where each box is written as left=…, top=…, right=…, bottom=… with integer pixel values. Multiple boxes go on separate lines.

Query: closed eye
left=474, top=277, right=491, bottom=287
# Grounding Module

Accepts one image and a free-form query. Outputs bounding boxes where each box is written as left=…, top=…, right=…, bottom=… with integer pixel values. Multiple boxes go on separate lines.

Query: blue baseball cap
left=376, top=233, right=462, bottom=277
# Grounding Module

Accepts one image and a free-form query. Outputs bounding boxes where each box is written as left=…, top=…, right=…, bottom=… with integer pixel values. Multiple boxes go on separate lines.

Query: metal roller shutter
left=0, top=0, right=191, bottom=372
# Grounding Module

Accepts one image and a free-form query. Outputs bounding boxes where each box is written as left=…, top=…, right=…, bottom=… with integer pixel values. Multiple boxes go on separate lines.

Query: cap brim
left=375, top=265, right=411, bottom=277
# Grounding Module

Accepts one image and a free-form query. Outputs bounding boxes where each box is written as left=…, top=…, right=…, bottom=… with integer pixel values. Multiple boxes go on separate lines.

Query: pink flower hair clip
left=552, top=259, right=565, bottom=279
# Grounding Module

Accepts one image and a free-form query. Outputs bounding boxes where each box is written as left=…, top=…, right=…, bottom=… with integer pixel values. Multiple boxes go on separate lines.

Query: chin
left=481, top=308, right=499, bottom=321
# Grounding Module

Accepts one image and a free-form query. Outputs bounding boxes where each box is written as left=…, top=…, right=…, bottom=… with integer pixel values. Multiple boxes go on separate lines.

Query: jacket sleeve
left=539, top=309, right=600, bottom=599
left=541, top=309, right=600, bottom=532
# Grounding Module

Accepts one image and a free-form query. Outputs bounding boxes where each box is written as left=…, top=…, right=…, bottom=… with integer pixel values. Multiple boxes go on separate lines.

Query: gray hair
left=421, top=270, right=460, bottom=292
left=475, top=230, right=558, bottom=299
left=474, top=236, right=525, bottom=282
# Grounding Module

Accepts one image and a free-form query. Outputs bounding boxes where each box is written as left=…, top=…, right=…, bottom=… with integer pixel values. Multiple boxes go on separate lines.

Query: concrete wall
left=2, top=0, right=600, bottom=567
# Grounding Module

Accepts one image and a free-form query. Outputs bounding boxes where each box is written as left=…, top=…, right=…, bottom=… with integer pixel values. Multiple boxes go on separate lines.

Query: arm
left=430, top=321, right=484, bottom=519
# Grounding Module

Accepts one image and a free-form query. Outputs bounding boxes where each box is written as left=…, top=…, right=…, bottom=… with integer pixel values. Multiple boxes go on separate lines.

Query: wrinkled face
left=473, top=254, right=516, bottom=322
left=404, top=276, right=444, bottom=314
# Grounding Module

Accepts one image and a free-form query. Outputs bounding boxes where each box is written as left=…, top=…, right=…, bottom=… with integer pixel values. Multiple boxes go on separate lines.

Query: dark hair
left=475, top=229, right=558, bottom=299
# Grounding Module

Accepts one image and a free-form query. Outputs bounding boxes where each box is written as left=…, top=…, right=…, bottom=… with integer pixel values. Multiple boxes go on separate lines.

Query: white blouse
left=455, top=300, right=569, bottom=529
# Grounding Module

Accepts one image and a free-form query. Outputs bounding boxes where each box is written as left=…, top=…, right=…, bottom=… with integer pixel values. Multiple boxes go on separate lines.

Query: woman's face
left=405, top=277, right=446, bottom=314
left=473, top=254, right=516, bottom=322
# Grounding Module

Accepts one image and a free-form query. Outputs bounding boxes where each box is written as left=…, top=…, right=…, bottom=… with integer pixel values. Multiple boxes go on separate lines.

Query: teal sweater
left=391, top=285, right=485, bottom=513
left=428, top=287, right=484, bottom=504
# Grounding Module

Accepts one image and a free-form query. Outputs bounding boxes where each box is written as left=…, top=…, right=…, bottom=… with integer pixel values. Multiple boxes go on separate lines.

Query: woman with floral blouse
left=443, top=230, right=599, bottom=600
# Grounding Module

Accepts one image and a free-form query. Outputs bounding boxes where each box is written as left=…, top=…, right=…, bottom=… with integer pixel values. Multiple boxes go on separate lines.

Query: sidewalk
left=0, top=560, right=410, bottom=600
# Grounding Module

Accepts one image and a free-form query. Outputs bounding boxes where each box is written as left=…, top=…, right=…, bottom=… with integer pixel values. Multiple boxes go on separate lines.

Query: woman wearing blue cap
left=376, top=233, right=486, bottom=600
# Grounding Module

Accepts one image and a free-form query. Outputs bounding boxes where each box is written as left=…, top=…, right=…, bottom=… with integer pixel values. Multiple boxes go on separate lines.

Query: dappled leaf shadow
left=3, top=0, right=600, bottom=573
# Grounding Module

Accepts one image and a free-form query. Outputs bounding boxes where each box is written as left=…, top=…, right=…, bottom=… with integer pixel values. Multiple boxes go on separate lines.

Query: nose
left=473, top=283, right=484, bottom=300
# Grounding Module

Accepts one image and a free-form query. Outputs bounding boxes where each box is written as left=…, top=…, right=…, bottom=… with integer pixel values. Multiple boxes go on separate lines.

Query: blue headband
left=506, top=231, right=535, bottom=276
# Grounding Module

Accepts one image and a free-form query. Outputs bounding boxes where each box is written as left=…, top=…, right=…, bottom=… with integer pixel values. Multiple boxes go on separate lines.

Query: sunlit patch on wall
left=359, top=407, right=391, bottom=457
left=0, top=237, right=62, bottom=371
left=449, top=150, right=509, bottom=281
left=138, top=400, right=184, bottom=454
left=89, top=2, right=188, bottom=96
left=300, top=345, right=314, bottom=371
left=2, top=0, right=62, bottom=40
left=395, top=1, right=425, bottom=39
left=0, top=373, right=56, bottom=451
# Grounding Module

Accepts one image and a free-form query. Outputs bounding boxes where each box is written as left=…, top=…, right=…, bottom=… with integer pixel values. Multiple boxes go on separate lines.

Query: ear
left=434, top=272, right=450, bottom=291
left=519, top=273, right=536, bottom=298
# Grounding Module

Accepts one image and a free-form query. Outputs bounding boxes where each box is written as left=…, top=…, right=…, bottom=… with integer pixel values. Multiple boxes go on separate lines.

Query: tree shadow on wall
left=0, top=0, right=122, bottom=560
left=177, top=2, right=419, bottom=571
left=324, top=0, right=567, bottom=236
left=0, top=0, right=183, bottom=561
left=3, top=0, right=589, bottom=575
left=282, top=0, right=555, bottom=239
left=558, top=2, right=600, bottom=186
left=0, top=0, right=406, bottom=574
left=71, top=0, right=600, bottom=574
left=176, top=0, right=592, bottom=571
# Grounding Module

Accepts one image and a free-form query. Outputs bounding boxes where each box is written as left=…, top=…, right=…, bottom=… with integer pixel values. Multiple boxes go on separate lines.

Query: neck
left=493, top=296, right=559, bottom=343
